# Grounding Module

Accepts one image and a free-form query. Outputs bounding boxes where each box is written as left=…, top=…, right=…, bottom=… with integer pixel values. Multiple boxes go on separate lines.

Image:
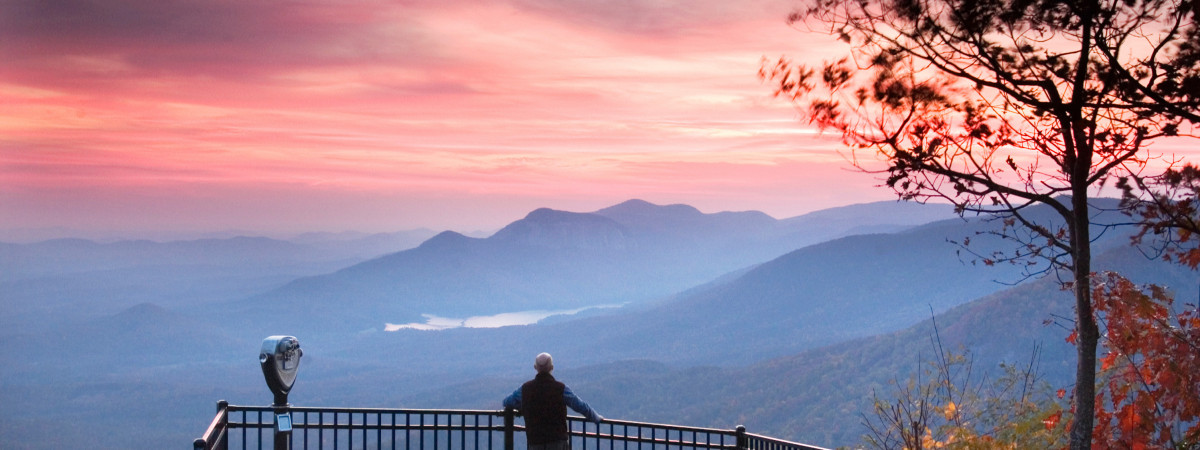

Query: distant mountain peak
left=523, top=207, right=578, bottom=221
left=418, top=230, right=473, bottom=250
left=490, top=208, right=630, bottom=249
left=592, top=199, right=777, bottom=234
left=594, top=199, right=702, bottom=218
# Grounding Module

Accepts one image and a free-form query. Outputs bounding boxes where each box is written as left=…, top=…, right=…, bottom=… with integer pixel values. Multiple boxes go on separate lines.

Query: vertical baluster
left=240, top=410, right=249, bottom=450
left=473, top=413, right=480, bottom=450
left=256, top=410, right=263, bottom=450
left=405, top=413, right=412, bottom=450
left=333, top=411, right=340, bottom=450
left=299, top=410, right=307, bottom=450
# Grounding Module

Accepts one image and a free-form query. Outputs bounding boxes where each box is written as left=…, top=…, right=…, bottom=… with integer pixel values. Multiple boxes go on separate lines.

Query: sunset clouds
left=1, top=0, right=884, bottom=237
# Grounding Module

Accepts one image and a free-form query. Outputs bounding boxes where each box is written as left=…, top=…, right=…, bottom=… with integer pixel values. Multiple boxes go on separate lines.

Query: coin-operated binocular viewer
left=260, top=336, right=302, bottom=450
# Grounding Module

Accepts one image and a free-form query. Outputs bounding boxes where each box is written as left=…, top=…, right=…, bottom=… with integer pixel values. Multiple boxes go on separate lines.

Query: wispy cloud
left=0, top=0, right=883, bottom=233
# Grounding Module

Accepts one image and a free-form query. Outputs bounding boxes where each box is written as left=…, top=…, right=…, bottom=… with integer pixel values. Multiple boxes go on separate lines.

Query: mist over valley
left=2, top=199, right=1189, bottom=449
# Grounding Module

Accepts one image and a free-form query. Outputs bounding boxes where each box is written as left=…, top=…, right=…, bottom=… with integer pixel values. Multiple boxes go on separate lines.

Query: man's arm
left=503, top=388, right=522, bottom=409
left=562, top=386, right=602, bottom=423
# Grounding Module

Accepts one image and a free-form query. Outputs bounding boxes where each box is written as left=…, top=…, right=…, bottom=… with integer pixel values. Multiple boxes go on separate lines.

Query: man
left=503, top=353, right=603, bottom=450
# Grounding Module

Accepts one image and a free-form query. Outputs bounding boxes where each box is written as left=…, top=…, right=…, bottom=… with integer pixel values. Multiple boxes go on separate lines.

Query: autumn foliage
left=1086, top=272, right=1200, bottom=449
left=861, top=338, right=1070, bottom=449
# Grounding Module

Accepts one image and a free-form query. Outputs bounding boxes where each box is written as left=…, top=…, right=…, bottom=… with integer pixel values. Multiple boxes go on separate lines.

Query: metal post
left=504, top=407, right=516, bottom=450
left=735, top=425, right=747, bottom=450
left=274, top=404, right=290, bottom=450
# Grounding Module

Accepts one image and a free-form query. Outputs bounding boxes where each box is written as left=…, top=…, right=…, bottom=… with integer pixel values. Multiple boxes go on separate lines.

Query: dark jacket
left=503, top=372, right=601, bottom=445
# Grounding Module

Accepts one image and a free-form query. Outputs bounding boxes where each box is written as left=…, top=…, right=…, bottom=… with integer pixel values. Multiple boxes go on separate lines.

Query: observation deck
left=193, top=403, right=830, bottom=450
left=196, top=335, right=828, bottom=450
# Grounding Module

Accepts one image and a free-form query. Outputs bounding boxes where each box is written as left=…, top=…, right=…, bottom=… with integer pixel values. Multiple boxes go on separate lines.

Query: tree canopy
left=763, top=0, right=1198, bottom=448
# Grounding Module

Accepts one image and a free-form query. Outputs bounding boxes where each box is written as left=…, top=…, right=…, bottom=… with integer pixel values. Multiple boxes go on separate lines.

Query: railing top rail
left=226, top=405, right=509, bottom=416
left=569, top=416, right=738, bottom=435
left=744, top=432, right=832, bottom=450
left=224, top=404, right=741, bottom=436
left=193, top=402, right=229, bottom=450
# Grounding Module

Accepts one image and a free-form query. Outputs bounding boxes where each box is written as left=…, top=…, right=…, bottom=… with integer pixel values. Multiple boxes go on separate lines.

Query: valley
left=2, top=199, right=1188, bottom=449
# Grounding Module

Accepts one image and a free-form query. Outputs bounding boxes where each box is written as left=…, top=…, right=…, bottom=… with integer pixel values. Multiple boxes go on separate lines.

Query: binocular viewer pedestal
left=259, top=336, right=302, bottom=450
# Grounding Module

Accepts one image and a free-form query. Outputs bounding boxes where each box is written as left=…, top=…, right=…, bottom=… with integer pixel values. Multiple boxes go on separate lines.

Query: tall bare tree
left=762, top=0, right=1198, bottom=448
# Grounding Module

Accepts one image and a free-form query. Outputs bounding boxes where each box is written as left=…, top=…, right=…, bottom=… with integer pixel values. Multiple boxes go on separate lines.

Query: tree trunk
left=1068, top=192, right=1098, bottom=450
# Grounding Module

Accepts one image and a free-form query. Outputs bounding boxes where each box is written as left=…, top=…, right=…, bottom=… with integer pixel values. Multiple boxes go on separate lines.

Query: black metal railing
left=193, top=402, right=828, bottom=450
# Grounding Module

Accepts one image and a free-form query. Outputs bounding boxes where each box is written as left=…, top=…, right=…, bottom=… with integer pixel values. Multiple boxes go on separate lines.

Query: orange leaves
left=1117, top=405, right=1139, bottom=436
left=942, top=401, right=958, bottom=421
left=1065, top=329, right=1078, bottom=344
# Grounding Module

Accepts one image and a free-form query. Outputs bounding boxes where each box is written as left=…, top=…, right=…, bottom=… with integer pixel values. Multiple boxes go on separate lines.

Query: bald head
left=534, top=352, right=554, bottom=373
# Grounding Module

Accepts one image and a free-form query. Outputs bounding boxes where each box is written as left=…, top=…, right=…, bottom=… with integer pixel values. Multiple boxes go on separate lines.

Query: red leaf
left=1101, top=352, right=1118, bottom=372
left=1043, top=410, right=1062, bottom=431
left=1119, top=405, right=1139, bottom=435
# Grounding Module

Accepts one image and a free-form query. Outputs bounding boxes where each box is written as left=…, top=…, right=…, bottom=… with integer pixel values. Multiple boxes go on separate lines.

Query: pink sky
left=4, top=0, right=1184, bottom=239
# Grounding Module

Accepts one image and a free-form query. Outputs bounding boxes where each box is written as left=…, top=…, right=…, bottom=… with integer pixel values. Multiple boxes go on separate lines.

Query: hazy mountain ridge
left=400, top=241, right=1196, bottom=448
left=0, top=230, right=444, bottom=334
left=0, top=236, right=312, bottom=279
left=223, top=200, right=957, bottom=335
left=340, top=204, right=1105, bottom=374
left=0, top=229, right=441, bottom=282
left=9, top=199, right=1084, bottom=449
left=491, top=208, right=635, bottom=250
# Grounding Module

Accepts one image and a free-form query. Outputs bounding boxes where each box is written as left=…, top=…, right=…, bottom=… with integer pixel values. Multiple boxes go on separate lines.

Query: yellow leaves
left=920, top=427, right=952, bottom=449
left=943, top=401, right=958, bottom=420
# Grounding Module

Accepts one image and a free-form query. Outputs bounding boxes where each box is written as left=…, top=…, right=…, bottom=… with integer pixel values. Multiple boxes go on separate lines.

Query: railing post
left=504, top=407, right=516, bottom=450
left=216, top=400, right=229, bottom=450
left=735, top=425, right=747, bottom=450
